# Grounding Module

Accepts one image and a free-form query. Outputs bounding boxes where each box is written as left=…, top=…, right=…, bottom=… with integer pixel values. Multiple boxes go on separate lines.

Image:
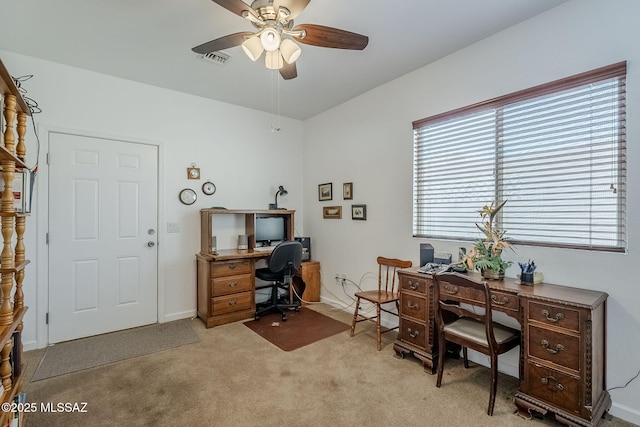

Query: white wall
left=0, top=50, right=304, bottom=348
left=302, top=0, right=640, bottom=423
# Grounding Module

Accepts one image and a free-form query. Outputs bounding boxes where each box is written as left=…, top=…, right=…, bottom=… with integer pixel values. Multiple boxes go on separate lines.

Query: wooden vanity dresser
left=394, top=269, right=611, bottom=427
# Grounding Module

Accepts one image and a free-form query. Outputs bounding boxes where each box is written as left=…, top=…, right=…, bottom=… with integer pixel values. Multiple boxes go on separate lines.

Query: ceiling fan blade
left=211, top=0, right=259, bottom=19
left=273, top=0, right=310, bottom=20
left=192, top=32, right=254, bottom=54
left=293, top=24, right=368, bottom=50
left=280, top=61, right=297, bottom=80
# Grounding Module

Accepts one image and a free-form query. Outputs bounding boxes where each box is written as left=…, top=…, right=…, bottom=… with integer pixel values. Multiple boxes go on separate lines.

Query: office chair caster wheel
left=254, top=314, right=260, bottom=321
left=281, top=314, right=287, bottom=322
left=295, top=306, right=301, bottom=312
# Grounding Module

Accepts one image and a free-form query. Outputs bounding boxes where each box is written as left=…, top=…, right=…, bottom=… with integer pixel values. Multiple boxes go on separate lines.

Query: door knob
left=147, top=241, right=156, bottom=247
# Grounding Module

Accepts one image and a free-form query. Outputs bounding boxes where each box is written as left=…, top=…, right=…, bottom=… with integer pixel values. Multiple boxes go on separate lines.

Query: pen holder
left=521, top=272, right=534, bottom=284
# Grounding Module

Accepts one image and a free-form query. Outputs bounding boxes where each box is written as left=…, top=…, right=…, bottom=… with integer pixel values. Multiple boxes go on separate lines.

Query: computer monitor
left=255, top=216, right=285, bottom=246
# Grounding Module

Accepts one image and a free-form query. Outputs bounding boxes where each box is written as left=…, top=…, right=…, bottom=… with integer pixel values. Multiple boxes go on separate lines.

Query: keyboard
left=253, top=246, right=275, bottom=252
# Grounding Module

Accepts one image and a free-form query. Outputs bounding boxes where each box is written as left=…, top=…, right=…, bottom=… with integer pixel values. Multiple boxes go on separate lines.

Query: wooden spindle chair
left=350, top=256, right=412, bottom=350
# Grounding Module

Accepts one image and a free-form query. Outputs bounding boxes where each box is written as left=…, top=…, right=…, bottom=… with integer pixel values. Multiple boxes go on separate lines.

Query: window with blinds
left=413, top=62, right=627, bottom=252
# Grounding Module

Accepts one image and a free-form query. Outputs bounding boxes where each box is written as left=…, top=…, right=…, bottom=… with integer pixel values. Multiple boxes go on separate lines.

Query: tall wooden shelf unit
left=0, top=59, right=31, bottom=426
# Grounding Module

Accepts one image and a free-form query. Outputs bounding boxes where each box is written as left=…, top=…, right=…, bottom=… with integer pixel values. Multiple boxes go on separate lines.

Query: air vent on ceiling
left=198, top=51, right=231, bottom=65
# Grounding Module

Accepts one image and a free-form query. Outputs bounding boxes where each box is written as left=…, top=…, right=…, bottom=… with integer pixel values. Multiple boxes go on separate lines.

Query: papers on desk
left=253, top=246, right=275, bottom=253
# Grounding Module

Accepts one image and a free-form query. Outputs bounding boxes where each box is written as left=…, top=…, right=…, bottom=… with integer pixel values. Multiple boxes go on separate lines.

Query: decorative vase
left=481, top=268, right=504, bottom=280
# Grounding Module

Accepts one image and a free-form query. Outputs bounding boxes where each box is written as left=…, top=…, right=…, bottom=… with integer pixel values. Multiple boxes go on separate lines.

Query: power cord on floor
left=312, top=268, right=393, bottom=317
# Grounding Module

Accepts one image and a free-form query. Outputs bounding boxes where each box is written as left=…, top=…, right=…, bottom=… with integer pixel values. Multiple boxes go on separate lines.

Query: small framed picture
left=351, top=204, right=366, bottom=220
left=323, top=206, right=342, bottom=219
left=343, top=182, right=353, bottom=200
left=318, top=183, right=333, bottom=201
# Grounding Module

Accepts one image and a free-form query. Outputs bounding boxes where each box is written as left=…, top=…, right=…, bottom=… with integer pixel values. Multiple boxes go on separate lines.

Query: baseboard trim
left=163, top=309, right=197, bottom=323
left=609, top=401, right=640, bottom=425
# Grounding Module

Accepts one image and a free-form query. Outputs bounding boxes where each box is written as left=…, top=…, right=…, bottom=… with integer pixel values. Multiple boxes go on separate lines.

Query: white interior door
left=48, top=132, right=158, bottom=343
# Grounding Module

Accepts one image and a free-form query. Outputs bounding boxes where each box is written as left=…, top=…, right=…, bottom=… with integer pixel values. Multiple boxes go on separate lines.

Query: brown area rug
left=243, top=306, right=350, bottom=351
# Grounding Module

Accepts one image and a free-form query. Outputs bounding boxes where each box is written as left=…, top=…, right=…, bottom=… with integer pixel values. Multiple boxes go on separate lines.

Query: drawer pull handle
left=408, top=281, right=419, bottom=290
left=408, top=328, right=420, bottom=339
left=228, top=264, right=237, bottom=270
left=491, top=295, right=509, bottom=306
left=444, top=285, right=459, bottom=295
left=541, top=340, right=565, bottom=354
left=228, top=282, right=238, bottom=288
left=227, top=300, right=238, bottom=306
left=407, top=302, right=419, bottom=310
left=540, top=375, right=564, bottom=391
left=541, top=309, right=564, bottom=323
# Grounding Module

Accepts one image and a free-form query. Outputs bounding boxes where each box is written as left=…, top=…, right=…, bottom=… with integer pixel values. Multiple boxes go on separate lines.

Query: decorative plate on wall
left=179, top=188, right=197, bottom=205
left=202, top=181, right=216, bottom=195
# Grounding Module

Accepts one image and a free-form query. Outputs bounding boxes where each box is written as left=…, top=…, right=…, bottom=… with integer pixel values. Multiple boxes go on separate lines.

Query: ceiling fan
left=192, top=0, right=369, bottom=80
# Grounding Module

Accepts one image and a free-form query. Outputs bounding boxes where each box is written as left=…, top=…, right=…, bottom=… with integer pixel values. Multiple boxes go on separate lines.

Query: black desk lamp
left=269, top=185, right=288, bottom=210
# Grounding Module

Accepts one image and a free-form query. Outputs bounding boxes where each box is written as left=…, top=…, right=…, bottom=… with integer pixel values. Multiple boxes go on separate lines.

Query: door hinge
left=46, top=152, right=50, bottom=165
left=46, top=232, right=49, bottom=244
left=46, top=312, right=49, bottom=324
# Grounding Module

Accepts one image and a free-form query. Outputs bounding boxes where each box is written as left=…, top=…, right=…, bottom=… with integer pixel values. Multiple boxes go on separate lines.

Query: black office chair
left=254, top=241, right=304, bottom=321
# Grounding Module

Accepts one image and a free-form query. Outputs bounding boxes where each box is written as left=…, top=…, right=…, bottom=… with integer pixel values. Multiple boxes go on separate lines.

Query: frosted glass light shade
left=265, top=50, right=283, bottom=70
left=260, top=27, right=281, bottom=51
left=241, top=36, right=264, bottom=61
left=279, top=39, right=301, bottom=64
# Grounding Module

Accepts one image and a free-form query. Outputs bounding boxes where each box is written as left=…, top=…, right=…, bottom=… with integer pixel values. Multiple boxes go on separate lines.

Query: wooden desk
left=196, top=250, right=320, bottom=328
left=394, top=269, right=610, bottom=427
left=298, top=260, right=321, bottom=303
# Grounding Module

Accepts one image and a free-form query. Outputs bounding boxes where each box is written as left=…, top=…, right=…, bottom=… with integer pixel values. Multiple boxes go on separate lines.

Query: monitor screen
left=255, top=216, right=285, bottom=245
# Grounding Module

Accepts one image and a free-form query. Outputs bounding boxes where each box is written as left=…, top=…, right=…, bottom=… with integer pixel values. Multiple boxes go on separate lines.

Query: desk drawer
left=401, top=275, right=430, bottom=294
left=401, top=293, right=427, bottom=321
left=211, top=274, right=253, bottom=297
left=528, top=325, right=579, bottom=371
left=211, top=291, right=253, bottom=315
left=489, top=290, right=519, bottom=314
left=399, top=318, right=427, bottom=348
left=525, top=361, right=580, bottom=413
left=528, top=301, right=580, bottom=333
left=211, top=260, right=252, bottom=278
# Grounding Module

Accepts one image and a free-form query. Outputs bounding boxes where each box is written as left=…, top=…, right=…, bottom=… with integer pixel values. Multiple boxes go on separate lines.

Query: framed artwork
left=351, top=204, right=367, bottom=220
left=323, top=206, right=342, bottom=219
left=318, top=183, right=333, bottom=201
left=343, top=182, right=353, bottom=200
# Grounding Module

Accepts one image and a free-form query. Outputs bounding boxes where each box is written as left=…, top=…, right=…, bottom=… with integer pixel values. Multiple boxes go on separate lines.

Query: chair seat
left=255, top=267, right=283, bottom=282
left=354, top=290, right=399, bottom=304
left=443, top=318, right=520, bottom=347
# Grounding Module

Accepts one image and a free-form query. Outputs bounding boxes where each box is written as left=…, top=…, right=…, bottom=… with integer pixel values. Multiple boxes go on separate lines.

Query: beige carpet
left=32, top=319, right=200, bottom=381
left=22, top=305, right=636, bottom=427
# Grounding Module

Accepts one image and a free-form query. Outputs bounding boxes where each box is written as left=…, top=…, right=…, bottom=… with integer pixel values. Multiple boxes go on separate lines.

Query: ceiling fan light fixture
left=265, top=50, right=283, bottom=70
left=241, top=36, right=264, bottom=61
left=279, top=39, right=301, bottom=64
left=260, top=27, right=281, bottom=51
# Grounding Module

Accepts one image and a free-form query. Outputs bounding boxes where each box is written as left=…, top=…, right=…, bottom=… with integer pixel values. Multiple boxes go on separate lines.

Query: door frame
left=35, top=124, right=166, bottom=348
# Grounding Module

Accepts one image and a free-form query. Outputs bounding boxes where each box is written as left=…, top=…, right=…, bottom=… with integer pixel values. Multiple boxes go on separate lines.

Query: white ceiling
left=0, top=0, right=567, bottom=120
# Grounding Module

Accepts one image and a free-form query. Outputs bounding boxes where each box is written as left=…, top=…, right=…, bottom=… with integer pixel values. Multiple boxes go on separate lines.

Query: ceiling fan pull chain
left=271, top=70, right=281, bottom=132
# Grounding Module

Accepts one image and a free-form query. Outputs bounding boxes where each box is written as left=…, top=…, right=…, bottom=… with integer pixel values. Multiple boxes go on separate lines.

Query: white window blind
left=413, top=62, right=627, bottom=252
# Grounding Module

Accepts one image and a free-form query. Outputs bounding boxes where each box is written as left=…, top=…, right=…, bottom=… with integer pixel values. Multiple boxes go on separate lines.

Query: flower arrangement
left=458, top=200, right=513, bottom=279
